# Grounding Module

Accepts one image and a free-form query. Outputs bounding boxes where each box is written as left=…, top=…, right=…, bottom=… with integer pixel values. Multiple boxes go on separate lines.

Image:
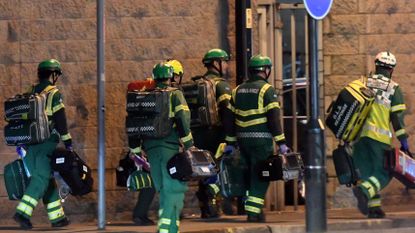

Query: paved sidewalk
left=1, top=206, right=415, bottom=232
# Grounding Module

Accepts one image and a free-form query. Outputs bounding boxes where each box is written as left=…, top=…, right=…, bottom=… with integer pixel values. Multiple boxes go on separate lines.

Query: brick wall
left=324, top=0, right=415, bottom=207
left=0, top=0, right=235, bottom=224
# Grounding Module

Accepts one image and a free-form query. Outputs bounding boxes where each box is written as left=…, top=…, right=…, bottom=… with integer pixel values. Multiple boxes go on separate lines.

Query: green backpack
left=4, top=159, right=30, bottom=200
left=127, top=170, right=153, bottom=191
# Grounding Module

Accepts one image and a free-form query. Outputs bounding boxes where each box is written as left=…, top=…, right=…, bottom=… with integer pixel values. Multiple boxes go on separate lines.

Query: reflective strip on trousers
left=247, top=196, right=265, bottom=205
left=245, top=205, right=262, bottom=214
left=360, top=181, right=376, bottom=198
left=237, top=132, right=272, bottom=138
left=16, top=202, right=34, bottom=217
left=369, top=176, right=381, bottom=191
left=47, top=200, right=62, bottom=210
left=209, top=184, right=220, bottom=194
left=22, top=195, right=38, bottom=206
left=368, top=198, right=381, bottom=207
left=48, top=207, right=65, bottom=221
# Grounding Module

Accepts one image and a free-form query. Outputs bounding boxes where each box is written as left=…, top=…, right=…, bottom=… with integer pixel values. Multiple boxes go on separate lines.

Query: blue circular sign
left=304, top=0, right=333, bottom=20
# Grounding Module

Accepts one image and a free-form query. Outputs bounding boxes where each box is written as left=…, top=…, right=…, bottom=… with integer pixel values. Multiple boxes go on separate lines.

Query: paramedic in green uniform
left=353, top=51, right=410, bottom=218
left=14, top=59, right=72, bottom=229
left=129, top=62, right=194, bottom=233
left=224, top=55, right=288, bottom=222
left=193, top=48, right=233, bottom=218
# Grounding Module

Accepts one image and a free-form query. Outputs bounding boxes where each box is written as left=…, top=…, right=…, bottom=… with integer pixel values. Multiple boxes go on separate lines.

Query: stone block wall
left=324, top=0, right=415, bottom=207
left=0, top=0, right=235, bottom=224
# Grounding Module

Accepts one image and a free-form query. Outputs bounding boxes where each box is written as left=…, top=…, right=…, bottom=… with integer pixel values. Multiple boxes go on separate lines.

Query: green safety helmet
left=248, top=55, right=272, bottom=71
left=152, top=62, right=174, bottom=80
left=166, top=59, right=184, bottom=76
left=375, top=51, right=396, bottom=69
left=202, top=48, right=230, bottom=64
left=38, top=59, right=62, bottom=74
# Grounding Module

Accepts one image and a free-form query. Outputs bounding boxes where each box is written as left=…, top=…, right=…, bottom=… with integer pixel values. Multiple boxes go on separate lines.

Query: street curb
left=185, top=218, right=415, bottom=233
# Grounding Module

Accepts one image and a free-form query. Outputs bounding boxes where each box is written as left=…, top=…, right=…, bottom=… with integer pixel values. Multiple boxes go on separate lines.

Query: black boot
left=247, top=211, right=265, bottom=223
left=51, top=217, right=70, bottom=228
left=13, top=213, right=33, bottom=230
left=353, top=186, right=369, bottom=215
left=368, top=207, right=385, bottom=218
left=133, top=216, right=155, bottom=226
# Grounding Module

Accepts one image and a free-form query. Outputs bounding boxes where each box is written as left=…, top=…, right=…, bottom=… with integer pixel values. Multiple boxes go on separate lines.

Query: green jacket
left=129, top=82, right=193, bottom=153
left=225, top=76, right=285, bottom=146
left=360, top=74, right=408, bottom=145
left=32, top=80, right=72, bottom=144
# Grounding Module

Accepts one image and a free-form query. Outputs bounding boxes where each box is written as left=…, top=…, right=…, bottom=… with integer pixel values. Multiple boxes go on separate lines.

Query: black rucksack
left=182, top=76, right=219, bottom=127
left=50, top=148, right=93, bottom=196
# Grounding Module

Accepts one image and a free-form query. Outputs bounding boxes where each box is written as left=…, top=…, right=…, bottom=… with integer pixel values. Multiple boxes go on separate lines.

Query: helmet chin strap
left=52, top=72, right=59, bottom=85
left=212, top=60, right=223, bottom=77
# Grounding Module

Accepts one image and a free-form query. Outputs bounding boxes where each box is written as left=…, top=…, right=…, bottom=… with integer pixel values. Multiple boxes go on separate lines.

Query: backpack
left=325, top=78, right=375, bottom=142
left=125, top=87, right=174, bottom=139
left=4, top=86, right=56, bottom=145
left=182, top=76, right=219, bottom=127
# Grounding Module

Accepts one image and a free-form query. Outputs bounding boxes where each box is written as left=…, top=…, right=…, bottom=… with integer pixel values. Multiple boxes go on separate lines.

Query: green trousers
left=16, top=141, right=65, bottom=223
left=147, top=146, right=188, bottom=233
left=353, top=137, right=392, bottom=205
left=239, top=141, right=273, bottom=217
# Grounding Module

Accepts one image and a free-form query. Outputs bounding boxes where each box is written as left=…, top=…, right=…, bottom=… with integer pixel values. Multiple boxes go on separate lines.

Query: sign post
left=303, top=1, right=332, bottom=232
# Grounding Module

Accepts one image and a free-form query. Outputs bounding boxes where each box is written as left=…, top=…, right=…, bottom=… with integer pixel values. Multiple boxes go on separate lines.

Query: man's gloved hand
left=224, top=145, right=236, bottom=155
left=400, top=138, right=413, bottom=158
left=278, top=144, right=289, bottom=155
left=64, top=141, right=73, bottom=151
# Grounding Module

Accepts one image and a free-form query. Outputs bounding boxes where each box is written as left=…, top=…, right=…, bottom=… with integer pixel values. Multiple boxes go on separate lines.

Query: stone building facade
left=0, top=0, right=414, bottom=224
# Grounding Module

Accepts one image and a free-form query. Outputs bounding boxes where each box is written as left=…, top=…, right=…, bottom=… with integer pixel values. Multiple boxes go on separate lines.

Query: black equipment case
left=326, top=79, right=374, bottom=142
left=332, top=144, right=360, bottom=186
left=167, top=148, right=217, bottom=181
left=116, top=151, right=136, bottom=187
left=259, top=152, right=304, bottom=182
left=4, top=159, right=30, bottom=200
left=50, top=148, right=93, bottom=196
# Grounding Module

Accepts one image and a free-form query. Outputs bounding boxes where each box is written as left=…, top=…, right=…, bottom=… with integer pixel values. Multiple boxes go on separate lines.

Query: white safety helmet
left=375, top=51, right=396, bottom=68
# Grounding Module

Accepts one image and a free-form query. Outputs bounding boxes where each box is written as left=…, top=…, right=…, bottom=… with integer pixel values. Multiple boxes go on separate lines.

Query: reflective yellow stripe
left=181, top=133, right=193, bottom=143
left=131, top=147, right=141, bottom=154
left=52, top=103, right=64, bottom=113
left=209, top=184, right=220, bottom=194
left=218, top=94, right=231, bottom=104
left=391, top=104, right=406, bottom=112
left=175, top=104, right=189, bottom=113
left=234, top=108, right=267, bottom=117
left=245, top=205, right=261, bottom=214
left=361, top=181, right=376, bottom=198
left=159, top=218, right=171, bottom=225
left=369, top=176, right=381, bottom=191
left=265, top=102, right=280, bottom=111
left=258, top=84, right=272, bottom=108
left=176, top=220, right=180, bottom=226
left=169, top=92, right=174, bottom=118
left=147, top=174, right=152, bottom=187
left=235, top=117, right=267, bottom=127
left=61, top=133, right=72, bottom=141
left=46, top=89, right=59, bottom=116
left=225, top=136, right=237, bottom=142
left=396, top=129, right=406, bottom=137
left=22, top=195, right=38, bottom=206
left=17, top=202, right=34, bottom=216
left=274, top=134, right=286, bottom=142
left=159, top=230, right=169, bottom=233
left=48, top=207, right=65, bottom=221
left=247, top=196, right=264, bottom=205
left=368, top=199, right=381, bottom=207
left=47, top=200, right=62, bottom=210
left=227, top=104, right=236, bottom=112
